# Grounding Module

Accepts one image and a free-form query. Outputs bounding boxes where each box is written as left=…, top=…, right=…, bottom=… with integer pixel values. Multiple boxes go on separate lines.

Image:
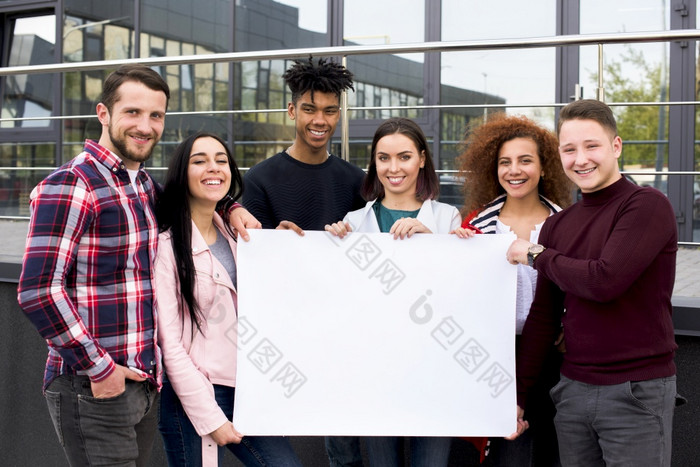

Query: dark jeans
left=365, top=436, right=452, bottom=467
left=158, top=381, right=302, bottom=466
left=325, top=436, right=363, bottom=467
left=45, top=374, right=159, bottom=467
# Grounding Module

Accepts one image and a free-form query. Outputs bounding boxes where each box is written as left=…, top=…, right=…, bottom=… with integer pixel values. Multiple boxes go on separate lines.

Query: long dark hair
left=362, top=117, right=440, bottom=201
left=156, top=132, right=243, bottom=336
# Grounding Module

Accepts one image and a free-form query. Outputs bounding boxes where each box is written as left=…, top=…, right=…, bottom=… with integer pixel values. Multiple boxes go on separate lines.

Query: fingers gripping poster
left=234, top=230, right=517, bottom=437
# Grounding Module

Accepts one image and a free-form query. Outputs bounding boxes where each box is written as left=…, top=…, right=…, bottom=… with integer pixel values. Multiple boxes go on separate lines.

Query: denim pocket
left=78, top=388, right=127, bottom=403
left=45, top=390, right=64, bottom=446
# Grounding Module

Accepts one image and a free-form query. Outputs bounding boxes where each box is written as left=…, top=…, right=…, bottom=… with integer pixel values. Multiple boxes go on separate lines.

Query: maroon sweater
left=517, top=177, right=677, bottom=408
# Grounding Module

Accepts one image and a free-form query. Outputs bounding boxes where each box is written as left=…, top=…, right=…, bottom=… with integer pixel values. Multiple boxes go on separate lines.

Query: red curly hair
left=457, top=113, right=573, bottom=216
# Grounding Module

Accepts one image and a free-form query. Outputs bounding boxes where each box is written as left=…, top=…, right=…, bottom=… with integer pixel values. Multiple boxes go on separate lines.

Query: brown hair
left=362, top=118, right=439, bottom=202
left=457, top=113, right=573, bottom=215
left=557, top=99, right=617, bottom=139
left=101, top=64, right=170, bottom=113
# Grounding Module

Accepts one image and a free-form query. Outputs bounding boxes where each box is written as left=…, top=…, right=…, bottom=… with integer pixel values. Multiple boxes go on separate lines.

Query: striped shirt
left=464, top=193, right=561, bottom=233
left=17, top=140, right=160, bottom=390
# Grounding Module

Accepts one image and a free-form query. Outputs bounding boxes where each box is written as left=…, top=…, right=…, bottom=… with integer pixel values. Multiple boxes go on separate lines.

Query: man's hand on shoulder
left=229, top=206, right=262, bottom=241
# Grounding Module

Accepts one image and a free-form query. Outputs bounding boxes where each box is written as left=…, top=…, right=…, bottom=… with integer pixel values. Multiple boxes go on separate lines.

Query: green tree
left=592, top=47, right=668, bottom=169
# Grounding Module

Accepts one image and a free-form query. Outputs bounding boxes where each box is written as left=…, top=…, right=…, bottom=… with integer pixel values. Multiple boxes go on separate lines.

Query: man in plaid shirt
left=16, top=64, right=169, bottom=466
left=17, top=64, right=260, bottom=466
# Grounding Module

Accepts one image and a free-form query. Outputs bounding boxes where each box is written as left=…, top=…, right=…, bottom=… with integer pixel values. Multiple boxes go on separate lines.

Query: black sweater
left=242, top=152, right=366, bottom=230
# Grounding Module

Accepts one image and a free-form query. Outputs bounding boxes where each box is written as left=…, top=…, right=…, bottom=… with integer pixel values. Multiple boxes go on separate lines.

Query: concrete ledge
left=673, top=296, right=700, bottom=336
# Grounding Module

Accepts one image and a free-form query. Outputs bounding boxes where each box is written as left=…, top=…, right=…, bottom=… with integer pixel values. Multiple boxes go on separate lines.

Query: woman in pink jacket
left=154, top=132, right=301, bottom=467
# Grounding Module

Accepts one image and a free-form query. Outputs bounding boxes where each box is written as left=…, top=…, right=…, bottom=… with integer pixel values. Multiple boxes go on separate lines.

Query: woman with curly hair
left=454, top=113, right=572, bottom=467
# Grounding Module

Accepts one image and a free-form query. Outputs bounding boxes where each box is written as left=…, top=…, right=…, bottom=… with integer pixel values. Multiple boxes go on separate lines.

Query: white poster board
left=234, top=230, right=517, bottom=437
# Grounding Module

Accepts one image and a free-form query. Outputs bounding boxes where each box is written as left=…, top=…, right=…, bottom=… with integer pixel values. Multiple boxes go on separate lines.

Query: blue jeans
left=158, top=381, right=301, bottom=466
left=325, top=436, right=363, bottom=467
left=365, top=436, right=451, bottom=467
left=550, top=374, right=676, bottom=467
left=45, top=374, right=159, bottom=467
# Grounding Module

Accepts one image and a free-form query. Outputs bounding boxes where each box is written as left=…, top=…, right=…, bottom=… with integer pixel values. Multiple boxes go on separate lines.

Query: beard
left=108, top=123, right=158, bottom=166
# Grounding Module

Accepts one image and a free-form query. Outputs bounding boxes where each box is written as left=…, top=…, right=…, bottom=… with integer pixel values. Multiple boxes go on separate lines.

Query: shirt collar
left=83, top=139, right=141, bottom=174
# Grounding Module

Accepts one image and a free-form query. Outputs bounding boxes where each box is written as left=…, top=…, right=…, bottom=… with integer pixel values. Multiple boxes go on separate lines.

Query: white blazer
left=343, top=199, right=461, bottom=234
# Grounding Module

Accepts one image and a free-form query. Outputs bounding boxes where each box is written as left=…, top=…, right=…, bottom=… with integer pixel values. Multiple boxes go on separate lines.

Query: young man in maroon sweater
left=506, top=99, right=678, bottom=466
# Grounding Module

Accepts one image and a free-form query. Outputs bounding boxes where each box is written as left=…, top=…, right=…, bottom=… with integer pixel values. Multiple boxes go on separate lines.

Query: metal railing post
left=341, top=55, right=349, bottom=161
left=596, top=43, right=605, bottom=102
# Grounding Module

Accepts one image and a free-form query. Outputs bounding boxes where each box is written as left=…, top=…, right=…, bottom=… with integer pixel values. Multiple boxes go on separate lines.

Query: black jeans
left=45, top=374, right=159, bottom=467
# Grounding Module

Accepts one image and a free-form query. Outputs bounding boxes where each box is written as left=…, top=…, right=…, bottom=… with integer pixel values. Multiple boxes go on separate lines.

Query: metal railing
left=3, top=28, right=700, bottom=153
left=1, top=29, right=700, bottom=247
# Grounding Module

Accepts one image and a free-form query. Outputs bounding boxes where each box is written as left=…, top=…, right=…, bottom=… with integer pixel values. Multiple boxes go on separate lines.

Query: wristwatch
left=527, top=244, right=546, bottom=267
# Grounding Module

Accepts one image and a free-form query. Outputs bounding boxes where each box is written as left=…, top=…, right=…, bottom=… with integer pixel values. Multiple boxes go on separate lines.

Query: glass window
left=0, top=143, right=55, bottom=217
left=233, top=58, right=294, bottom=166
left=1, top=15, right=56, bottom=128
left=694, top=176, right=700, bottom=242
left=440, top=0, right=557, bottom=169
left=344, top=0, right=422, bottom=46
left=142, top=0, right=231, bottom=53
left=232, top=2, right=327, bottom=162
left=331, top=140, right=372, bottom=172
left=443, top=0, right=556, bottom=41
left=694, top=6, right=700, bottom=241
left=139, top=1, right=232, bottom=155
left=581, top=0, right=670, bottom=193
left=235, top=0, right=327, bottom=51
left=344, top=0, right=424, bottom=120
left=62, top=4, right=135, bottom=151
left=440, top=1, right=557, bottom=114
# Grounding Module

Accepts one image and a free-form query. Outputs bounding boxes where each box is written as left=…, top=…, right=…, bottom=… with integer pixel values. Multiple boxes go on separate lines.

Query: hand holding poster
left=234, top=230, right=517, bottom=437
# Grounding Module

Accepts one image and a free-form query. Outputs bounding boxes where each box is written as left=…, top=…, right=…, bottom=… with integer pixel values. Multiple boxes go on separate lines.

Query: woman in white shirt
left=455, top=114, right=573, bottom=467
left=326, top=118, right=468, bottom=467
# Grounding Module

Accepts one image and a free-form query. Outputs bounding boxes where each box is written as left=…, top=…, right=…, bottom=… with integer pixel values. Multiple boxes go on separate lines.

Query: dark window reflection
left=1, top=15, right=55, bottom=128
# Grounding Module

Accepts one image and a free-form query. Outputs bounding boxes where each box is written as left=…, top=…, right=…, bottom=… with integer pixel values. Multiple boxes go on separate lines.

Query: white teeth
left=508, top=180, right=526, bottom=185
left=310, top=130, right=326, bottom=136
left=576, top=168, right=595, bottom=175
left=389, top=177, right=403, bottom=183
left=204, top=180, right=221, bottom=185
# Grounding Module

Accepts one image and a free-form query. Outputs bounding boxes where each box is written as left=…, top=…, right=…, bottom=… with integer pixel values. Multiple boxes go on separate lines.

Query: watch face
left=529, top=244, right=545, bottom=254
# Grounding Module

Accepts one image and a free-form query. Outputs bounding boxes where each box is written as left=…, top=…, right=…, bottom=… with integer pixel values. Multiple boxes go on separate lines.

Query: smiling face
left=497, top=137, right=543, bottom=201
left=375, top=133, right=426, bottom=205
left=288, top=90, right=340, bottom=157
left=558, top=118, right=622, bottom=193
left=96, top=80, right=167, bottom=170
left=186, top=136, right=232, bottom=209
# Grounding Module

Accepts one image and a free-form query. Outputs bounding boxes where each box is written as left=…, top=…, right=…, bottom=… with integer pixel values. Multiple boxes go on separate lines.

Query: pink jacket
left=154, top=213, right=238, bottom=439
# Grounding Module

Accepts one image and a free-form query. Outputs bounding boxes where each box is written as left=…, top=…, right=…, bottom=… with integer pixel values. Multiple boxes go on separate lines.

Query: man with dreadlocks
left=242, top=56, right=366, bottom=232
left=241, top=57, right=366, bottom=466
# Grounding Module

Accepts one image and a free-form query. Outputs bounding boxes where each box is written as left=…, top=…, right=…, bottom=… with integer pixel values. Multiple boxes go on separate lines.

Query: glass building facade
left=0, top=0, right=699, bottom=242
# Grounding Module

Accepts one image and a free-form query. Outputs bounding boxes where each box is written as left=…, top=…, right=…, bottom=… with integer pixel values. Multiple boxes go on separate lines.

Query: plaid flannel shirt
left=18, top=140, right=161, bottom=390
